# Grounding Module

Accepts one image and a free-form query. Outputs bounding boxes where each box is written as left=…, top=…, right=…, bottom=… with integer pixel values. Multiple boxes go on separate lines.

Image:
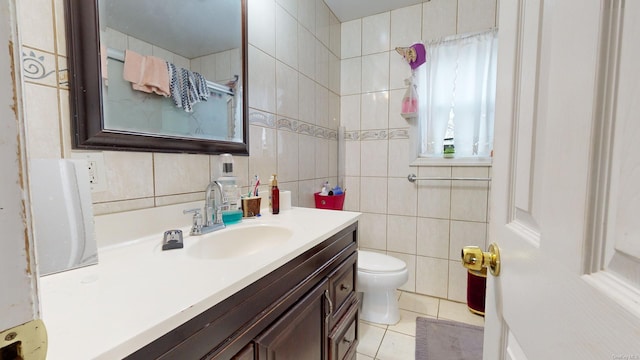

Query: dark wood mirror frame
left=64, top=0, right=249, bottom=155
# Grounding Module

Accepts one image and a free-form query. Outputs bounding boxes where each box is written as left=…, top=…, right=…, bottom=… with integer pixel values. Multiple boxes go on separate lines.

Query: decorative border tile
left=389, top=128, right=410, bottom=139
left=250, top=110, right=338, bottom=140
left=325, top=130, right=338, bottom=140
left=297, top=122, right=314, bottom=136
left=360, top=130, right=388, bottom=141
left=249, top=109, right=276, bottom=128
left=343, top=128, right=409, bottom=141
left=344, top=131, right=360, bottom=141
left=277, top=117, right=298, bottom=132
left=22, top=47, right=57, bottom=87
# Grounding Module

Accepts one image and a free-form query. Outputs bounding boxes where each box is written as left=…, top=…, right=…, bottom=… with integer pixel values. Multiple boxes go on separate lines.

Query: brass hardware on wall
left=461, top=243, right=501, bottom=276
left=0, top=319, right=48, bottom=359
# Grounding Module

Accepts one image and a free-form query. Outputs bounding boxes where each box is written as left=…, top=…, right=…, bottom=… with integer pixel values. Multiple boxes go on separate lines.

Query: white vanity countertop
left=39, top=207, right=360, bottom=360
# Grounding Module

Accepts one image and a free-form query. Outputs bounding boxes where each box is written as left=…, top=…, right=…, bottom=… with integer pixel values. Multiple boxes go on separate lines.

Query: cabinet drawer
left=328, top=252, right=357, bottom=326
left=329, top=299, right=359, bottom=360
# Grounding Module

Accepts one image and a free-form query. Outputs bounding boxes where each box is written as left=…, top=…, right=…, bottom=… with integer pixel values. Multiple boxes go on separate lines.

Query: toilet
left=357, top=250, right=409, bottom=325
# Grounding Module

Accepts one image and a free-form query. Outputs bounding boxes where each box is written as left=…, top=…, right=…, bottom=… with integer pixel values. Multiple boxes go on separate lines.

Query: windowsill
left=410, top=156, right=493, bottom=167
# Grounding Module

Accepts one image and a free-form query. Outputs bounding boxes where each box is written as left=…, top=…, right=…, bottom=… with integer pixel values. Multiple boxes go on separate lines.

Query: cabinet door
left=255, top=280, right=329, bottom=360
left=328, top=299, right=359, bottom=360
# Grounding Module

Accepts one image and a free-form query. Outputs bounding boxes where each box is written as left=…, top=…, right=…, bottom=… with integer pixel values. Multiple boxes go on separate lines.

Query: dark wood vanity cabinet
left=254, top=280, right=329, bottom=360
left=125, top=222, right=359, bottom=360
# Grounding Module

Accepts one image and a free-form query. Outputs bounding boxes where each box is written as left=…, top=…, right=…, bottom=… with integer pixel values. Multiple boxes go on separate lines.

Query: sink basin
left=187, top=224, right=293, bottom=259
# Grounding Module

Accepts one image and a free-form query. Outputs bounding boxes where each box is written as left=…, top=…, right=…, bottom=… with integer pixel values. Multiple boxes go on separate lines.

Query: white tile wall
left=387, top=139, right=411, bottom=177
left=21, top=0, right=494, bottom=304
left=298, top=74, right=316, bottom=124
left=276, top=0, right=297, bottom=18
left=417, top=168, right=452, bottom=219
left=18, top=0, right=55, bottom=52
left=315, top=40, right=330, bottom=87
left=416, top=217, right=450, bottom=259
left=360, top=177, right=388, bottom=214
left=298, top=133, right=317, bottom=180
left=91, top=152, right=154, bottom=203
left=341, top=94, right=361, bottom=131
left=359, top=213, right=387, bottom=250
left=361, top=52, right=389, bottom=92
left=298, top=24, right=317, bottom=79
left=23, top=84, right=62, bottom=158
left=277, top=129, right=299, bottom=182
left=276, top=61, right=299, bottom=119
left=248, top=0, right=276, bottom=56
left=153, top=153, right=210, bottom=196
left=361, top=12, right=390, bottom=55
left=360, top=140, right=388, bottom=177
left=315, top=83, right=329, bottom=127
left=387, top=215, right=417, bottom=253
left=416, top=256, right=448, bottom=298
left=457, top=0, right=497, bottom=34
left=342, top=0, right=496, bottom=302
left=315, top=0, right=330, bottom=47
left=360, top=91, right=389, bottom=130
left=387, top=177, right=417, bottom=217
left=249, top=125, right=278, bottom=184
left=340, top=57, right=362, bottom=95
left=249, top=45, right=277, bottom=113
left=391, top=251, right=416, bottom=292
left=341, top=19, right=362, bottom=59
left=422, top=0, right=458, bottom=41
left=275, top=4, right=298, bottom=69
left=297, top=0, right=316, bottom=33
left=390, top=4, right=423, bottom=49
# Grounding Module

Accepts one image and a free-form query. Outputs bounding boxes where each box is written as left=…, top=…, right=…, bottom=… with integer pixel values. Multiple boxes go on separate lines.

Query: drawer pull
left=324, top=290, right=333, bottom=323
left=342, top=338, right=353, bottom=346
left=339, top=284, right=351, bottom=292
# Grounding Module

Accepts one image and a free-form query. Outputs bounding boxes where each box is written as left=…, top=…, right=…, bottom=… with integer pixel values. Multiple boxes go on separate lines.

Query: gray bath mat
left=415, top=317, right=484, bottom=360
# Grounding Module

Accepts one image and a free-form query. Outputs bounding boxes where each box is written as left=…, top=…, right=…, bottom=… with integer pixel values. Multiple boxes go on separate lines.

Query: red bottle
left=271, top=174, right=280, bottom=214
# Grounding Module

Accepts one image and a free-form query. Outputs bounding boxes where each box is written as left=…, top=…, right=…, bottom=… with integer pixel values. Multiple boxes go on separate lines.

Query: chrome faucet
left=184, top=180, right=226, bottom=236
left=204, top=180, right=225, bottom=228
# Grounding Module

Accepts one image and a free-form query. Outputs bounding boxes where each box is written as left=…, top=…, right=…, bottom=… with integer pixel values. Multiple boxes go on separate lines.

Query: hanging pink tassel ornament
left=401, top=76, right=418, bottom=119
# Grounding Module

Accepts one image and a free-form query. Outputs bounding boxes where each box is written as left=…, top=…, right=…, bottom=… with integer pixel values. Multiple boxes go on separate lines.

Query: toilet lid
left=358, top=250, right=407, bottom=273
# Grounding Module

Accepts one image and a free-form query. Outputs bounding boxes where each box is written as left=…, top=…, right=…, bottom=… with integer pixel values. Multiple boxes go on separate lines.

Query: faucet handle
left=183, top=208, right=203, bottom=235
left=213, top=205, right=225, bottom=224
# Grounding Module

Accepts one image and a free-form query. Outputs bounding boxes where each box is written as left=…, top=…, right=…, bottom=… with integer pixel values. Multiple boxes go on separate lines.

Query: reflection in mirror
left=65, top=0, right=248, bottom=154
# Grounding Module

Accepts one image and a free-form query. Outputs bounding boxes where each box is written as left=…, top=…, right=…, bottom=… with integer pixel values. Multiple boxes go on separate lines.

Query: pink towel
left=122, top=50, right=170, bottom=97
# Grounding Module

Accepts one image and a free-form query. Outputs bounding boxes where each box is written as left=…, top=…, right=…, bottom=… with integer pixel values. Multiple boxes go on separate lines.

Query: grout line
left=373, top=328, right=387, bottom=360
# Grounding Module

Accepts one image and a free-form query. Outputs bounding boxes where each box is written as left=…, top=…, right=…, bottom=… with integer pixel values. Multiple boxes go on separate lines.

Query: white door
left=484, top=0, right=640, bottom=358
left=0, top=0, right=46, bottom=356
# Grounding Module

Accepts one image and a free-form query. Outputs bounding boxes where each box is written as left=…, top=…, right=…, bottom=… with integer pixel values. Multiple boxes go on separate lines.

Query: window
left=416, top=29, right=498, bottom=158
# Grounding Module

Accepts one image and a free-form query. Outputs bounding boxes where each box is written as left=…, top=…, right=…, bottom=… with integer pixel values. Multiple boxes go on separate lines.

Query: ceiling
left=324, top=0, right=425, bottom=22
left=103, top=0, right=422, bottom=59
left=104, top=0, right=241, bottom=59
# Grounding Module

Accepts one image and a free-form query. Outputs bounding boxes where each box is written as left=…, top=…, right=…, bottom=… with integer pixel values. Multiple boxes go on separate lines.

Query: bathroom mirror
left=65, top=0, right=249, bottom=155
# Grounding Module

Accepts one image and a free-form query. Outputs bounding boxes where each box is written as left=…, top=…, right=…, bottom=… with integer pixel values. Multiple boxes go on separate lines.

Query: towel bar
left=407, top=174, right=491, bottom=182
left=105, top=47, right=234, bottom=96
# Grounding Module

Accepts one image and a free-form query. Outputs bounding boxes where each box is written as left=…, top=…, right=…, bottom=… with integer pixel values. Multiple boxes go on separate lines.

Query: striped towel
left=167, top=62, right=210, bottom=112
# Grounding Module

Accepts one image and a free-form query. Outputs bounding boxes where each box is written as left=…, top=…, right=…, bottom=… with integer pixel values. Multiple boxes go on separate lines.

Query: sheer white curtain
left=417, top=29, right=498, bottom=157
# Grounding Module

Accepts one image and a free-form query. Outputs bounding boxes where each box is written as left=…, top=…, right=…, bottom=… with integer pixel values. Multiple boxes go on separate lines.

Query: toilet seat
left=358, top=250, right=406, bottom=274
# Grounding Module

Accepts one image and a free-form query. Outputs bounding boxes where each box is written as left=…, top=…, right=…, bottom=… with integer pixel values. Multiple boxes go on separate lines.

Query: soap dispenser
left=217, top=153, right=239, bottom=210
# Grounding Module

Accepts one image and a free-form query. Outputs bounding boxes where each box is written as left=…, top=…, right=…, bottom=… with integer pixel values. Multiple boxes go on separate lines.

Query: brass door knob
left=461, top=243, right=501, bottom=276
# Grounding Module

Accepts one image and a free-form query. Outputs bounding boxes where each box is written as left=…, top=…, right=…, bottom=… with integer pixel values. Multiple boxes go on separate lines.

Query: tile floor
left=356, top=292, right=485, bottom=360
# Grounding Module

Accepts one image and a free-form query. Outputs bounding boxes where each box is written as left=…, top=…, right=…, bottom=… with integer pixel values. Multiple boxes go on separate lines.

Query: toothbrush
left=253, top=175, right=260, bottom=197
